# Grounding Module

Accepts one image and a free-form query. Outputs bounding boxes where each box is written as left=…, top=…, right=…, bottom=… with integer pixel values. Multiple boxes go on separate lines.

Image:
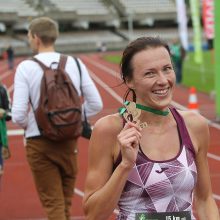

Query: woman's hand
left=117, top=121, right=142, bottom=168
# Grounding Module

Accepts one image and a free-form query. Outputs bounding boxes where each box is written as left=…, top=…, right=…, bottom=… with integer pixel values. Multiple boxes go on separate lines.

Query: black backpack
left=0, top=83, right=11, bottom=121
left=31, top=54, right=82, bottom=141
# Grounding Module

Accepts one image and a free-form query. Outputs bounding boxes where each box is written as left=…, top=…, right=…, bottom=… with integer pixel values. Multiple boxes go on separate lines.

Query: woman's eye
left=145, top=72, right=155, bottom=77
left=163, top=66, right=172, bottom=73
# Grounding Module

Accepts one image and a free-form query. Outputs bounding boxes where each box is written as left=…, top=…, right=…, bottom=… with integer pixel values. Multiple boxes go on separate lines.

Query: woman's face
left=126, top=46, right=176, bottom=110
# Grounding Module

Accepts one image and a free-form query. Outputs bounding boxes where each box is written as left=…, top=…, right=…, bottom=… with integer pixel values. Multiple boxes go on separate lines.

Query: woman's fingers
left=123, top=121, right=142, bottom=132
left=120, top=129, right=141, bottom=144
left=118, top=122, right=142, bottom=148
left=123, top=136, right=140, bottom=148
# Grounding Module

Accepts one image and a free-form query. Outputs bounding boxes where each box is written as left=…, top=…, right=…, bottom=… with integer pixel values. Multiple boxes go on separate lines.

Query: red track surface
left=0, top=52, right=219, bottom=219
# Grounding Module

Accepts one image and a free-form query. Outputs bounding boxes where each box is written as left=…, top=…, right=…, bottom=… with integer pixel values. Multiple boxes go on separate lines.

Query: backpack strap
left=31, top=55, right=68, bottom=70
left=74, top=57, right=82, bottom=95
left=74, top=57, right=88, bottom=123
left=58, top=54, right=68, bottom=70
left=31, top=57, right=48, bottom=71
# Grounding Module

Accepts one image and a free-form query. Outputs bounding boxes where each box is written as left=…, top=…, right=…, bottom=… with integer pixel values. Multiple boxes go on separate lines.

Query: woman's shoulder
left=178, top=111, right=210, bottom=153
left=93, top=113, right=124, bottom=135
left=91, top=114, right=124, bottom=157
left=177, top=109, right=208, bottom=129
left=177, top=109, right=209, bottom=152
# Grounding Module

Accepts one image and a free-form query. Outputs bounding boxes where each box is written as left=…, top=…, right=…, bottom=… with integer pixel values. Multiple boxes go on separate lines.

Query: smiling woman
left=82, top=36, right=220, bottom=220
left=124, top=46, right=175, bottom=111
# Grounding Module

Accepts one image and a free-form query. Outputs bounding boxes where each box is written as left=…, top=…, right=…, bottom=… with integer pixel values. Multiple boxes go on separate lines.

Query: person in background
left=6, top=45, right=14, bottom=70
left=96, top=41, right=107, bottom=53
left=0, top=108, right=6, bottom=178
left=170, top=39, right=186, bottom=84
left=83, top=37, right=219, bottom=220
left=12, top=17, right=103, bottom=220
left=0, top=108, right=10, bottom=179
left=0, top=83, right=11, bottom=180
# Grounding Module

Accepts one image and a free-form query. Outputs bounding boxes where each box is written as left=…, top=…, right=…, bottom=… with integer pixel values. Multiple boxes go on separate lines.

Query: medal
left=120, top=101, right=169, bottom=129
left=123, top=101, right=148, bottom=129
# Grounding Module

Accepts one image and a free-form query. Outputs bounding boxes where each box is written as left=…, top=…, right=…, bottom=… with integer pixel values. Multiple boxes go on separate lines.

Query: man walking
left=12, top=17, right=103, bottom=220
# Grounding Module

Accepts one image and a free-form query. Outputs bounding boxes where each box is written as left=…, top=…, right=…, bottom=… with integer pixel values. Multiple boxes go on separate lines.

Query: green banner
left=190, top=0, right=203, bottom=64
left=215, top=0, right=220, bottom=118
left=135, top=211, right=191, bottom=220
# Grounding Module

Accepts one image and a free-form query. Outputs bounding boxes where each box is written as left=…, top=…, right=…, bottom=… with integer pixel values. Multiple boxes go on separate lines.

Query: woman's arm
left=185, top=112, right=219, bottom=219
left=83, top=114, right=141, bottom=220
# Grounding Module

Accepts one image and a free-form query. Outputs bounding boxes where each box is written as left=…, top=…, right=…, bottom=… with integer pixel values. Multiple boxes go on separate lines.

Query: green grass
left=103, top=51, right=215, bottom=94
left=103, top=54, right=121, bottom=64
left=182, top=51, right=214, bottom=94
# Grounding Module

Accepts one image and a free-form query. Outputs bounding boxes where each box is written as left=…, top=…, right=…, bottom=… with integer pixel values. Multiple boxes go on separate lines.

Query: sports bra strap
left=170, top=107, right=195, bottom=156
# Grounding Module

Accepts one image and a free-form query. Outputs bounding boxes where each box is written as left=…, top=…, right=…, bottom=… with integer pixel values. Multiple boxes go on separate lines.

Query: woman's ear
left=125, top=78, right=135, bottom=90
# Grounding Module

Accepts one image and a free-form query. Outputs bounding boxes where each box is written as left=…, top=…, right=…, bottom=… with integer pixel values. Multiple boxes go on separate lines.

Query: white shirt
left=12, top=52, right=103, bottom=138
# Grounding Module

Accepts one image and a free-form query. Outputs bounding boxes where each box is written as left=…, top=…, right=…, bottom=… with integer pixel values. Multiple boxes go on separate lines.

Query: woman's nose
left=156, top=72, right=168, bottom=84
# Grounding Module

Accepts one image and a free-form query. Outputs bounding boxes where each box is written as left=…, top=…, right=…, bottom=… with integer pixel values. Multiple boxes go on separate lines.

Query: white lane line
left=81, top=55, right=120, bottom=79
left=208, top=153, right=220, bottom=161
left=74, top=188, right=85, bottom=197
left=7, top=129, right=24, bottom=136
left=213, top=194, right=220, bottom=201
left=89, top=71, right=123, bottom=104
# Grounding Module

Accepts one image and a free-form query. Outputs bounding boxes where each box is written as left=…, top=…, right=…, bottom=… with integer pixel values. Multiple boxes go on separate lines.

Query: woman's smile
left=152, top=88, right=169, bottom=96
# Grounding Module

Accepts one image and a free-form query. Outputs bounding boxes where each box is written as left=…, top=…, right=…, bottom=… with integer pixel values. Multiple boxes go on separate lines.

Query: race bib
left=135, top=211, right=191, bottom=220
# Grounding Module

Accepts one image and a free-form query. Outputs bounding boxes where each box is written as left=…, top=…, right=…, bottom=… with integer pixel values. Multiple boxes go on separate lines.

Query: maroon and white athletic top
left=114, top=108, right=197, bottom=220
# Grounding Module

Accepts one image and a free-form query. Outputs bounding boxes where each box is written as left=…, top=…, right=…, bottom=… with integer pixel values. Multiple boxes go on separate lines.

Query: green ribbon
left=119, top=101, right=169, bottom=116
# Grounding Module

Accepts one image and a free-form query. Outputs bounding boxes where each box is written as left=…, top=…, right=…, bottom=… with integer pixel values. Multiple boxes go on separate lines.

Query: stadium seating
left=111, top=0, right=176, bottom=21
left=0, top=0, right=38, bottom=18
left=0, top=0, right=176, bottom=24
left=49, top=0, right=118, bottom=23
left=0, top=0, right=201, bottom=55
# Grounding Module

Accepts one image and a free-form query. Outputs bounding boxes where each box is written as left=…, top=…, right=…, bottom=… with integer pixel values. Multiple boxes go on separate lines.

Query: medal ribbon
left=119, top=101, right=169, bottom=116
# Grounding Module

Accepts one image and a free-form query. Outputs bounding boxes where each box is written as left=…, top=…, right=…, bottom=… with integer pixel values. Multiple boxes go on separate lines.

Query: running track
left=0, top=52, right=219, bottom=219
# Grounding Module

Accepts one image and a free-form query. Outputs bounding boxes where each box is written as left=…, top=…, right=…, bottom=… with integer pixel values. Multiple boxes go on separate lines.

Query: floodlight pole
left=214, top=0, right=220, bottom=119
left=127, top=10, right=133, bottom=41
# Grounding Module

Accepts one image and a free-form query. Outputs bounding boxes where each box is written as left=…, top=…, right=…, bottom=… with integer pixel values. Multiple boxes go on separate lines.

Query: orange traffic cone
left=188, top=87, right=199, bottom=112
